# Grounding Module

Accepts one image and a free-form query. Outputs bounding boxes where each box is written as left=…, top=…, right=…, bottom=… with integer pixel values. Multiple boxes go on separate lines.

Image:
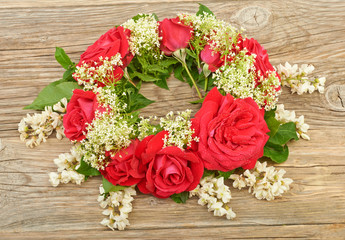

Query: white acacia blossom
left=230, top=161, right=293, bottom=201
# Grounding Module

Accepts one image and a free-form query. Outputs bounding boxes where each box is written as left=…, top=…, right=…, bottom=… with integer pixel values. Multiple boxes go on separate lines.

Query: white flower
left=230, top=161, right=293, bottom=201
left=49, top=172, right=60, bottom=187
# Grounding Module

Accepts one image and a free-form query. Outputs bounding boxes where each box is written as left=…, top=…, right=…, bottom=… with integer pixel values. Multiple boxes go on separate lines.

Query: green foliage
left=55, top=47, right=73, bottom=70
left=102, top=176, right=127, bottom=194
left=264, top=142, right=289, bottom=164
left=264, top=122, right=299, bottom=163
left=264, top=108, right=281, bottom=137
left=132, top=13, right=158, bottom=21
left=196, top=3, right=214, bottom=17
left=170, top=191, right=189, bottom=203
left=202, top=169, right=216, bottom=178
left=217, top=170, right=235, bottom=179
left=24, top=80, right=81, bottom=110
left=76, top=158, right=101, bottom=176
left=127, top=55, right=177, bottom=90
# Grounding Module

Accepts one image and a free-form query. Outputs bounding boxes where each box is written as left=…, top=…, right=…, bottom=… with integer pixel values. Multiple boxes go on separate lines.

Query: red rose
left=159, top=17, right=193, bottom=55
left=192, top=87, right=269, bottom=171
left=200, top=44, right=225, bottom=72
left=78, top=26, right=133, bottom=67
left=63, top=89, right=99, bottom=141
left=100, top=139, right=146, bottom=186
left=137, top=131, right=204, bottom=198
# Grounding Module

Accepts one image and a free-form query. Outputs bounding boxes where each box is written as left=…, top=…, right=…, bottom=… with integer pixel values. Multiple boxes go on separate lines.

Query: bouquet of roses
left=18, top=4, right=326, bottom=230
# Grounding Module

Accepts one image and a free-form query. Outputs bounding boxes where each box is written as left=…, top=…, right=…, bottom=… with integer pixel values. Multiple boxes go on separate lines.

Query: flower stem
left=182, top=63, right=202, bottom=99
left=204, top=77, right=208, bottom=92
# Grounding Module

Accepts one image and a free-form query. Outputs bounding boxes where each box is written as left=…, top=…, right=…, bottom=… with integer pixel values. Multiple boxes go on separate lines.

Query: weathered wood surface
left=1, top=0, right=345, bottom=239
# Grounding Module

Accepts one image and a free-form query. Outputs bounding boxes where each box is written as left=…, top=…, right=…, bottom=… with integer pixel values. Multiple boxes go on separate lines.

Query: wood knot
left=325, top=84, right=345, bottom=111
left=233, top=6, right=271, bottom=30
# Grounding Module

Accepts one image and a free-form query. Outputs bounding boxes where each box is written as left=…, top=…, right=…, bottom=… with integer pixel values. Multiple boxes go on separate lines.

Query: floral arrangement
left=18, top=4, right=326, bottom=230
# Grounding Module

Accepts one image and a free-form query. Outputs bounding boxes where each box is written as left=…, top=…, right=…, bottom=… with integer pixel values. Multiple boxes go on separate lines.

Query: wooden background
left=1, top=0, right=345, bottom=239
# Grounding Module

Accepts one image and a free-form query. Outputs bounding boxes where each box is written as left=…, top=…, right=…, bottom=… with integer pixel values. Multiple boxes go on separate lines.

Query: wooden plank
left=1, top=0, right=345, bottom=238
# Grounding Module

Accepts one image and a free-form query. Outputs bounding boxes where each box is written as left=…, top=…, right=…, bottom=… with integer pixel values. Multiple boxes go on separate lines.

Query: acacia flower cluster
left=49, top=146, right=85, bottom=187
left=230, top=161, right=293, bottom=201
left=98, top=185, right=136, bottom=231
left=18, top=98, right=67, bottom=148
left=276, top=62, right=326, bottom=95
left=190, top=175, right=236, bottom=220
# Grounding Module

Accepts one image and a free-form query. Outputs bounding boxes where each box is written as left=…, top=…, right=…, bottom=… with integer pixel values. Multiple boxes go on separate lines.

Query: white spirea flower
left=190, top=175, right=236, bottom=220
left=122, top=14, right=162, bottom=59
left=160, top=110, right=199, bottom=150
left=74, top=54, right=123, bottom=90
left=98, top=185, right=136, bottom=231
left=275, top=104, right=310, bottom=140
left=79, top=110, right=135, bottom=170
left=276, top=62, right=326, bottom=95
left=213, top=50, right=281, bottom=111
left=18, top=101, right=66, bottom=148
left=230, top=161, right=293, bottom=201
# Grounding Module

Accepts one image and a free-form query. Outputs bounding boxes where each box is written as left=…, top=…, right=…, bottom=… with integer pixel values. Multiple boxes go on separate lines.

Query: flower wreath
left=19, top=4, right=326, bottom=230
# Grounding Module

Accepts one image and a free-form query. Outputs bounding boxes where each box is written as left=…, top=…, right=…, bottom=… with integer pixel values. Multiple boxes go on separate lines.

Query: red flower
left=200, top=44, right=225, bottom=72
left=78, top=26, right=133, bottom=67
left=192, top=87, right=269, bottom=171
left=100, top=139, right=146, bottom=186
left=63, top=89, right=99, bottom=141
left=159, top=17, right=193, bottom=55
left=137, top=131, right=204, bottom=198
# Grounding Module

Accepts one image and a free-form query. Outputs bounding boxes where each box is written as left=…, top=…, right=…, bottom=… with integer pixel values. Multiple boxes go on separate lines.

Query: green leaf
left=102, top=176, right=127, bottom=194
left=217, top=170, right=235, bottom=179
left=174, top=64, right=185, bottom=82
left=196, top=3, right=214, bottom=17
left=189, top=97, right=204, bottom=104
left=76, top=158, right=101, bottom=176
left=154, top=78, right=169, bottom=90
left=269, top=122, right=299, bottom=145
left=264, top=142, right=289, bottom=163
left=264, top=109, right=280, bottom=137
left=62, top=67, right=76, bottom=82
left=132, top=13, right=158, bottom=22
left=128, top=93, right=155, bottom=112
left=186, top=48, right=197, bottom=59
left=170, top=192, right=189, bottom=203
left=130, top=72, right=161, bottom=82
left=55, top=47, right=73, bottom=70
left=202, top=169, right=216, bottom=178
left=24, top=81, right=81, bottom=110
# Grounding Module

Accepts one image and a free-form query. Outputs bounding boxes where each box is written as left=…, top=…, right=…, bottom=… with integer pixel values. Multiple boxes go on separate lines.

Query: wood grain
left=1, top=0, right=345, bottom=239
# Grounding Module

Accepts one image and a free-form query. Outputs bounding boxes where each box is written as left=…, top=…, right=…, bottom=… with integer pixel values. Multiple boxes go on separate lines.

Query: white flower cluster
left=275, top=104, right=310, bottom=140
left=48, top=146, right=85, bottom=187
left=190, top=176, right=236, bottom=220
left=213, top=50, right=256, bottom=98
left=160, top=110, right=199, bottom=150
left=276, top=62, right=326, bottom=95
left=98, top=185, right=136, bottom=231
left=122, top=14, right=162, bottom=58
left=74, top=54, right=123, bottom=90
left=96, top=87, right=126, bottom=112
left=230, top=161, right=293, bottom=201
left=18, top=98, right=67, bottom=148
left=178, top=13, right=239, bottom=54
left=80, top=111, right=135, bottom=170
left=137, top=116, right=158, bottom=140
